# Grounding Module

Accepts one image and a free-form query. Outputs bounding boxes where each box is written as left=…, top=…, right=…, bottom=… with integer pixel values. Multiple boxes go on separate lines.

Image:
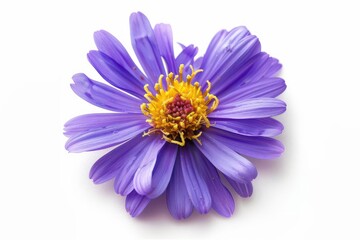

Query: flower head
left=64, top=12, right=286, bottom=219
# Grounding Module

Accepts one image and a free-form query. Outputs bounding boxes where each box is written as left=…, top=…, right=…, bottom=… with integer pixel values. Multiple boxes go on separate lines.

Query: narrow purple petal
left=89, top=133, right=146, bottom=184
left=220, top=77, right=286, bottom=104
left=201, top=29, right=229, bottom=67
left=126, top=191, right=151, bottom=217
left=65, top=118, right=149, bottom=153
left=87, top=51, right=144, bottom=98
left=215, top=53, right=283, bottom=97
left=226, top=177, right=253, bottom=198
left=206, top=36, right=260, bottom=91
left=154, top=24, right=176, bottom=73
left=197, top=154, right=235, bottom=217
left=112, top=134, right=163, bottom=196
left=205, top=127, right=284, bottom=160
left=177, top=42, right=187, bottom=50
left=93, top=30, right=149, bottom=84
left=133, top=138, right=166, bottom=196
left=206, top=53, right=266, bottom=96
left=199, top=27, right=256, bottom=85
left=210, top=118, right=284, bottom=137
left=166, top=156, right=193, bottom=219
left=265, top=57, right=282, bottom=77
left=193, top=56, right=203, bottom=70
left=130, top=12, right=165, bottom=82
left=198, top=29, right=229, bottom=84
left=64, top=113, right=145, bottom=137
left=145, top=143, right=178, bottom=199
left=241, top=56, right=281, bottom=85
left=213, top=53, right=267, bottom=94
left=71, top=73, right=142, bottom=112
left=175, top=44, right=198, bottom=70
left=180, top=144, right=212, bottom=214
left=210, top=98, right=286, bottom=119
left=195, top=132, right=257, bottom=182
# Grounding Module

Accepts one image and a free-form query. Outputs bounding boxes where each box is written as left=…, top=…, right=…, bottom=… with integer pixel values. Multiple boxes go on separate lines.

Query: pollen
left=140, top=64, right=218, bottom=146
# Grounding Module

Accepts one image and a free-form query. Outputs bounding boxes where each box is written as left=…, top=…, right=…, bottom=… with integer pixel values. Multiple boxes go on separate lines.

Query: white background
left=1, top=0, right=359, bottom=239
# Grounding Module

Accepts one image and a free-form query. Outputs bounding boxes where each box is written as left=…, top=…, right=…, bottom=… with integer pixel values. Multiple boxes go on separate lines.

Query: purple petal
left=193, top=56, right=203, bottom=70
left=133, top=138, right=166, bottom=196
left=197, top=29, right=228, bottom=84
left=226, top=177, right=253, bottom=198
left=87, top=51, right=144, bottom=98
left=65, top=118, right=149, bottom=153
left=197, top=153, right=235, bottom=217
left=93, top=30, right=149, bottom=84
left=210, top=118, right=283, bottom=137
left=89, top=133, right=147, bottom=184
left=243, top=56, right=281, bottom=84
left=201, top=29, right=229, bottom=66
left=207, top=53, right=266, bottom=96
left=199, top=27, right=257, bottom=86
left=220, top=77, right=286, bottom=104
left=265, top=57, right=282, bottom=77
left=205, top=127, right=284, bottom=160
left=145, top=143, right=178, bottom=199
left=175, top=44, right=198, bottom=70
left=113, top=134, right=163, bottom=196
left=180, top=144, right=212, bottom=214
left=208, top=36, right=260, bottom=91
left=210, top=98, right=286, bottom=119
left=195, top=132, right=257, bottom=182
left=130, top=12, right=165, bottom=82
left=71, top=73, right=142, bottom=112
left=64, top=113, right=145, bottom=137
left=215, top=53, right=283, bottom=97
left=154, top=24, right=176, bottom=73
left=177, top=42, right=187, bottom=50
left=166, top=156, right=193, bottom=219
left=125, top=191, right=151, bottom=217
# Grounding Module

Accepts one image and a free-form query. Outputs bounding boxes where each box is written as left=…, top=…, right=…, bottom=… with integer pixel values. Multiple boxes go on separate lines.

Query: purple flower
left=64, top=12, right=286, bottom=219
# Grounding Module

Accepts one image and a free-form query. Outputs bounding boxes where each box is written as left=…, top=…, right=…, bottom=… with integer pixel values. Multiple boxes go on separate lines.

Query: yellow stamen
left=140, top=64, right=219, bottom=146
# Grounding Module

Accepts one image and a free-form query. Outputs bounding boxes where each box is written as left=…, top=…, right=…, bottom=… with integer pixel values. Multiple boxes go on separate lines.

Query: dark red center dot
left=166, top=94, right=193, bottom=119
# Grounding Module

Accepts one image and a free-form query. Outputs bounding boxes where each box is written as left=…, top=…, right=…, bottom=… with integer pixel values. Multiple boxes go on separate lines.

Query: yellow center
left=140, top=64, right=219, bottom=146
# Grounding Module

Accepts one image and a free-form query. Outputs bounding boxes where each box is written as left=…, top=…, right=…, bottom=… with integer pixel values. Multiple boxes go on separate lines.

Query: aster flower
left=64, top=12, right=286, bottom=219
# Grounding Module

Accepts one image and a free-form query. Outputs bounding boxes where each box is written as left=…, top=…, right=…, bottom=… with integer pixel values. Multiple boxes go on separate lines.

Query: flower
left=64, top=11, right=286, bottom=219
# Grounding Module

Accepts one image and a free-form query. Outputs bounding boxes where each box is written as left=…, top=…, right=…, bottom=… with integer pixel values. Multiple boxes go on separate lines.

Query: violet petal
left=71, top=73, right=142, bottom=112
left=126, top=191, right=151, bottom=217
left=87, top=51, right=144, bottom=97
left=205, top=127, right=284, bottom=160
left=226, top=177, right=253, bottom=198
left=210, top=117, right=283, bottom=137
left=195, top=133, right=257, bottom=182
left=146, top=143, right=178, bottom=199
left=130, top=12, right=165, bottom=82
left=180, top=144, right=212, bottom=214
left=65, top=119, right=149, bottom=153
left=93, top=30, right=149, bottom=84
left=166, top=155, right=193, bottom=219
left=210, top=98, right=286, bottom=119
left=133, top=138, right=166, bottom=195
left=64, top=113, right=145, bottom=137
left=154, top=24, right=176, bottom=73
left=89, top=133, right=146, bottom=184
